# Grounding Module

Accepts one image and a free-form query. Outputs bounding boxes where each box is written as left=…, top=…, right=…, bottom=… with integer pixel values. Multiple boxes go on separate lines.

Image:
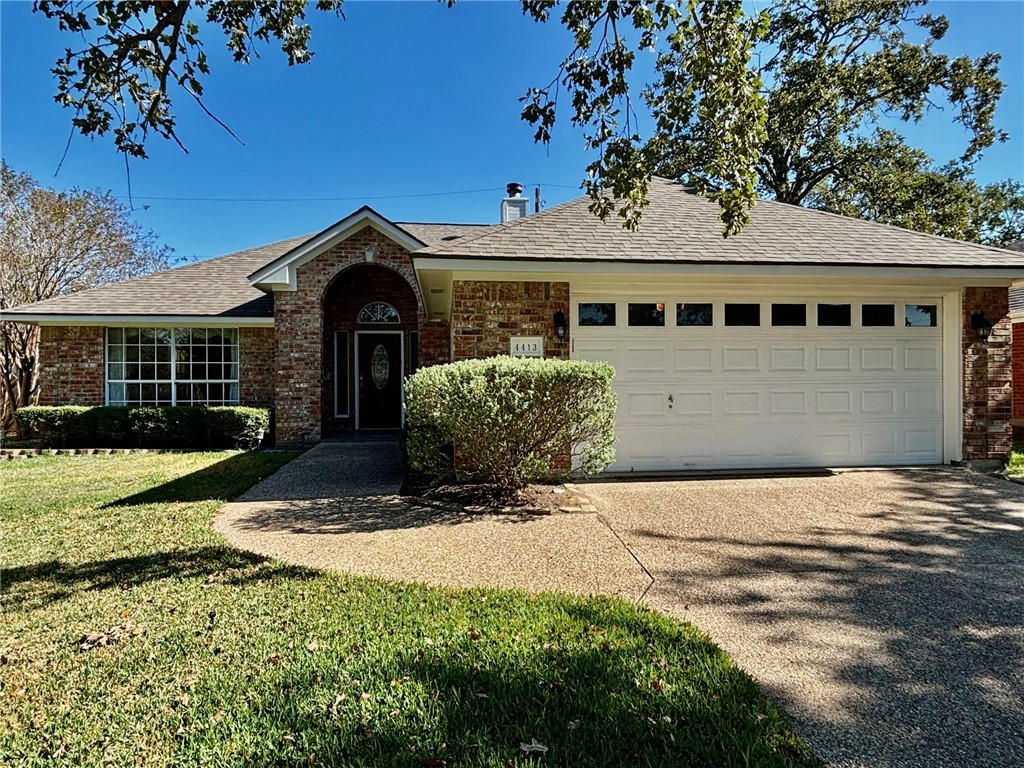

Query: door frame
left=354, top=330, right=404, bottom=430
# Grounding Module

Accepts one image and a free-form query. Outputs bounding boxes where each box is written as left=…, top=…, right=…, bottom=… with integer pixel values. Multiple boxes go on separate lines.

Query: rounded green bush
left=405, top=356, right=617, bottom=488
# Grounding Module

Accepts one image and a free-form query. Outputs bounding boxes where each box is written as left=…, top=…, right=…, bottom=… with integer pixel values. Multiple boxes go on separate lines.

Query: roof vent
left=501, top=181, right=529, bottom=224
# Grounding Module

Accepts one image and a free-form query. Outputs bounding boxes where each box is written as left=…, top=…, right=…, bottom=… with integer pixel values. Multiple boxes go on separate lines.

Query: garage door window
left=724, top=303, right=760, bottom=326
left=676, top=302, right=713, bottom=326
left=578, top=303, right=616, bottom=327
left=628, top=303, right=666, bottom=326
left=817, top=304, right=852, bottom=326
left=771, top=304, right=806, bottom=326
left=862, top=304, right=895, bottom=326
left=905, top=304, right=938, bottom=327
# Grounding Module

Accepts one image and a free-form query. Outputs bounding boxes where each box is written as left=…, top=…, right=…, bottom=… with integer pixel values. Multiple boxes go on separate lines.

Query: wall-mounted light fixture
left=553, top=309, right=568, bottom=341
left=363, top=245, right=376, bottom=262
left=970, top=311, right=994, bottom=341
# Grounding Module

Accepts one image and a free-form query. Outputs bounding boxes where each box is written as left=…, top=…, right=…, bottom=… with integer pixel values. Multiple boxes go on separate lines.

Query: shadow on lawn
left=179, top=599, right=817, bottom=768
left=103, top=451, right=296, bottom=507
left=628, top=468, right=1024, bottom=768
left=2, top=546, right=311, bottom=612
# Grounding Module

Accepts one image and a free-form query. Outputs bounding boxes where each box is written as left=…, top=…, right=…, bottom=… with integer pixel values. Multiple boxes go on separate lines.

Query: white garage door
left=573, top=297, right=944, bottom=471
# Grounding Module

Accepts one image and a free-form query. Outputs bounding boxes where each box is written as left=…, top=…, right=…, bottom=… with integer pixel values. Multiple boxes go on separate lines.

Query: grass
left=1, top=452, right=820, bottom=768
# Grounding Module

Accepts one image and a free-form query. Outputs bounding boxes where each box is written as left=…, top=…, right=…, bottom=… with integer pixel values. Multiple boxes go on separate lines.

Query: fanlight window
left=357, top=302, right=400, bottom=324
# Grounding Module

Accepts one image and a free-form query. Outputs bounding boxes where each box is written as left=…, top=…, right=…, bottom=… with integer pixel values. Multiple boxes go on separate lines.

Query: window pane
left=222, top=328, right=238, bottom=343
left=140, top=328, right=156, bottom=342
left=108, top=363, right=125, bottom=380
left=156, top=363, right=171, bottom=380
left=191, top=346, right=207, bottom=362
left=126, top=383, right=141, bottom=403
left=628, top=302, right=665, bottom=327
left=155, top=328, right=172, bottom=346
left=108, top=344, right=124, bottom=363
left=905, top=304, right=937, bottom=327
left=223, top=345, right=237, bottom=363
left=676, top=303, right=713, bottom=326
left=578, top=302, right=616, bottom=327
left=108, top=328, right=123, bottom=345
left=157, top=383, right=172, bottom=404
left=724, top=303, right=760, bottom=326
left=125, top=329, right=141, bottom=345
left=126, top=346, right=140, bottom=362
left=108, top=383, right=125, bottom=404
left=140, top=345, right=156, bottom=362
left=141, top=383, right=156, bottom=402
left=818, top=304, right=851, bottom=326
left=142, top=363, right=157, bottom=380
left=862, top=304, right=895, bottom=326
left=126, top=363, right=141, bottom=381
left=176, top=383, right=192, bottom=404
left=227, top=383, right=239, bottom=403
left=208, top=346, right=223, bottom=362
left=771, top=304, right=806, bottom=326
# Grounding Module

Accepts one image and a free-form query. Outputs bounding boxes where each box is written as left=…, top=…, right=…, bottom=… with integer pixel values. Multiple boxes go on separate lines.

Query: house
left=5, top=177, right=1023, bottom=471
left=1008, top=240, right=1024, bottom=436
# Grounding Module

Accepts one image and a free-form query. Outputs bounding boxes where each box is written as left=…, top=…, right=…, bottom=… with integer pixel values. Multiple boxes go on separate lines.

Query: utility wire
left=114, top=183, right=581, bottom=203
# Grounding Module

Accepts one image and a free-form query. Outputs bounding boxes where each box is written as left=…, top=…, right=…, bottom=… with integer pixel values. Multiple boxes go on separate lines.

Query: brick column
left=962, top=287, right=1012, bottom=463
left=238, top=327, right=275, bottom=406
left=1013, top=321, right=1024, bottom=422
left=37, top=326, right=105, bottom=405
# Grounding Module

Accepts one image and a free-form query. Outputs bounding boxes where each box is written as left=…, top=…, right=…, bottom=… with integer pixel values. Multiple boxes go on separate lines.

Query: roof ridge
left=415, top=192, right=592, bottom=253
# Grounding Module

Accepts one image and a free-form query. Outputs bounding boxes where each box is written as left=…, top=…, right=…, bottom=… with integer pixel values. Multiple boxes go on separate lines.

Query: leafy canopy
left=33, top=1, right=1012, bottom=239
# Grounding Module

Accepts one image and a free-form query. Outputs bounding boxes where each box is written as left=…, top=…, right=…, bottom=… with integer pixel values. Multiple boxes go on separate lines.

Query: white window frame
left=105, top=326, right=241, bottom=406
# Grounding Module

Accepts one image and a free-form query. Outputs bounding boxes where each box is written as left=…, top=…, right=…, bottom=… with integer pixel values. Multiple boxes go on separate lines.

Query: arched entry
left=323, top=264, right=419, bottom=432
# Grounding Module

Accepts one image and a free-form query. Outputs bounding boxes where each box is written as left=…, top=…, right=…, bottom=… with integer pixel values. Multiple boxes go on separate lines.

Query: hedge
left=405, top=356, right=617, bottom=488
left=15, top=406, right=270, bottom=450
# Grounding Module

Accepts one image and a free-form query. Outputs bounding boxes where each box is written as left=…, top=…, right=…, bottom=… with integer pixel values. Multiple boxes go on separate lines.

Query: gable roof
left=3, top=221, right=489, bottom=322
left=417, top=176, right=1024, bottom=269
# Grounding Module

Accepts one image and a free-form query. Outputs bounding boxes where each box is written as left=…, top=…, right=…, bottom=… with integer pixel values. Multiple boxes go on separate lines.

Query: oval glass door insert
left=371, top=344, right=389, bottom=390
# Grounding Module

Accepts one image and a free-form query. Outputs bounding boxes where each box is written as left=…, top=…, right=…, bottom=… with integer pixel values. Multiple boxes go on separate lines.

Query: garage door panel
left=575, top=296, right=944, bottom=471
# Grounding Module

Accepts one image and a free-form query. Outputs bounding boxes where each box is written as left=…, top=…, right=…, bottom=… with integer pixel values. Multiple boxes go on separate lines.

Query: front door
left=357, top=332, right=403, bottom=429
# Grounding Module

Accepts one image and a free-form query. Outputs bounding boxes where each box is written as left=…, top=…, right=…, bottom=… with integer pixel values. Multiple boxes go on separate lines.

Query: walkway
left=214, top=441, right=650, bottom=599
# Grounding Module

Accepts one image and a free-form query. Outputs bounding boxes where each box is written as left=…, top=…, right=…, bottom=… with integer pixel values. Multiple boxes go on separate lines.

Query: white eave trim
left=412, top=256, right=1023, bottom=282
left=1, top=314, right=274, bottom=328
left=249, top=208, right=426, bottom=292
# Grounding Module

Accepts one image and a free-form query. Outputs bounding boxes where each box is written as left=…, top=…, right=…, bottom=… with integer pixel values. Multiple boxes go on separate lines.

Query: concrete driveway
left=589, top=468, right=1024, bottom=768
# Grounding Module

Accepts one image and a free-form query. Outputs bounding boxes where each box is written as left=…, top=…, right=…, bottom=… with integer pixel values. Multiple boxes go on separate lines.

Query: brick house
left=1007, top=240, right=1024, bottom=437
left=5, top=178, right=1024, bottom=471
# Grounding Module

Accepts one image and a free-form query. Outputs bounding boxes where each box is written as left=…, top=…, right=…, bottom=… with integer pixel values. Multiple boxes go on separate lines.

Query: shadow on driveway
left=590, top=468, right=1024, bottom=768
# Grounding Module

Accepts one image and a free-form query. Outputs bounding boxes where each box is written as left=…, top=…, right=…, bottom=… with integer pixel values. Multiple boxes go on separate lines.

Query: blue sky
left=2, top=0, right=1022, bottom=262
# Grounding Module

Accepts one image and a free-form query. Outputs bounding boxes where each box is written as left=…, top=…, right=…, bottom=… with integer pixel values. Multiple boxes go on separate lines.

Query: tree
left=0, top=162, right=171, bottom=430
left=805, top=133, right=1024, bottom=247
left=652, top=0, right=1007, bottom=209
left=31, top=1, right=1013, bottom=238
left=35, top=0, right=768, bottom=234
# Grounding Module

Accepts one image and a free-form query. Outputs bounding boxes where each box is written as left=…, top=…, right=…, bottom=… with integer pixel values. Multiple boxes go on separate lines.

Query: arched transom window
left=357, top=301, right=400, bottom=324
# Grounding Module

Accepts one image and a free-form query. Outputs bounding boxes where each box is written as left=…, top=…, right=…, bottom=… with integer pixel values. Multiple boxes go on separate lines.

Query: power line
left=114, top=183, right=581, bottom=203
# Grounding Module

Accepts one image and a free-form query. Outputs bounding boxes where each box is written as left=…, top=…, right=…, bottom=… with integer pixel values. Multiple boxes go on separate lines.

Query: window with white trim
left=106, top=327, right=240, bottom=406
left=357, top=302, right=400, bottom=324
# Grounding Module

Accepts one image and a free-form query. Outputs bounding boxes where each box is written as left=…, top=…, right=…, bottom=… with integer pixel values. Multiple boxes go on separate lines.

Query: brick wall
left=1014, top=321, right=1024, bottom=422
left=451, top=280, right=570, bottom=360
left=418, top=320, right=451, bottom=368
left=37, top=326, right=105, bottom=405
left=273, top=225, right=424, bottom=442
left=962, top=287, right=1012, bottom=461
left=239, top=327, right=275, bottom=406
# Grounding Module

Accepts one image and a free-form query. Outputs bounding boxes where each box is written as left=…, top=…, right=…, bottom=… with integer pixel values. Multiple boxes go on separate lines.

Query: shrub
left=405, top=356, right=617, bottom=488
left=14, top=405, right=270, bottom=449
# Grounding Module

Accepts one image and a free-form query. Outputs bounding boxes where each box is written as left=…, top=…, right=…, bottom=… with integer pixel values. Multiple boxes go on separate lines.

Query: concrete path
left=589, top=468, right=1024, bottom=768
left=215, top=441, right=650, bottom=599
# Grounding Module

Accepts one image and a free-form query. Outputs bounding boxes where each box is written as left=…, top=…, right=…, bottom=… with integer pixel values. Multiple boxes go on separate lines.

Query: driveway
left=589, top=468, right=1024, bottom=768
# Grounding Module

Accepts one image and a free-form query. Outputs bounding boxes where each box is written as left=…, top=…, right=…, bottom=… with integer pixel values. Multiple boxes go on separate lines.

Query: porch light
left=970, top=312, right=993, bottom=341
left=553, top=309, right=568, bottom=341
left=363, top=245, right=376, bottom=262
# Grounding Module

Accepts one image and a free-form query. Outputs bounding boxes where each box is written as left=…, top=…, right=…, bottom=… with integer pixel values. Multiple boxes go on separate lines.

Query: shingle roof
left=3, top=222, right=490, bottom=319
left=418, top=176, right=1024, bottom=269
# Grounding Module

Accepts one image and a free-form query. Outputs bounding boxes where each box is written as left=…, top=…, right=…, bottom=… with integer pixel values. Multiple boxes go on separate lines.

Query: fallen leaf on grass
left=519, top=738, right=548, bottom=754
left=77, top=622, right=144, bottom=652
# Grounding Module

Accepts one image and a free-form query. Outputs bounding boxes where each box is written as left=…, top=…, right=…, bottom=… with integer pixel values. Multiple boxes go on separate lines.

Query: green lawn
left=1, top=452, right=819, bottom=767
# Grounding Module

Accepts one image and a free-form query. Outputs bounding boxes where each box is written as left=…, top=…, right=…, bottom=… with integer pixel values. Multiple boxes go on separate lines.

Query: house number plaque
left=510, top=336, right=544, bottom=357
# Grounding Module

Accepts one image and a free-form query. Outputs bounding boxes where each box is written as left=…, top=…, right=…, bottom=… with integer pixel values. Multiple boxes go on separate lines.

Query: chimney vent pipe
left=506, top=182, right=524, bottom=198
